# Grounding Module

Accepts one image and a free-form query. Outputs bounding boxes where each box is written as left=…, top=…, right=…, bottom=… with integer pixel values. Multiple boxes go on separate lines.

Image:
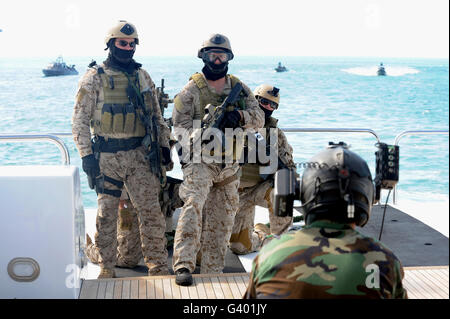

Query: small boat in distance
left=377, top=62, right=386, bottom=76
left=42, top=56, right=78, bottom=77
left=275, top=62, right=288, bottom=72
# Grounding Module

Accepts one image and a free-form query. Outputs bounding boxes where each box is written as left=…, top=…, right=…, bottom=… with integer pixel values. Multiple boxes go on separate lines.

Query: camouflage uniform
left=172, top=73, right=264, bottom=274
left=85, top=182, right=183, bottom=267
left=72, top=64, right=171, bottom=275
left=244, top=220, right=408, bottom=299
left=230, top=117, right=295, bottom=254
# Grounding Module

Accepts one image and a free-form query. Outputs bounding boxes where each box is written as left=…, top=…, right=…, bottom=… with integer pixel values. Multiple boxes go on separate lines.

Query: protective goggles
left=116, top=39, right=136, bottom=48
left=202, top=49, right=232, bottom=63
left=258, top=97, right=278, bottom=109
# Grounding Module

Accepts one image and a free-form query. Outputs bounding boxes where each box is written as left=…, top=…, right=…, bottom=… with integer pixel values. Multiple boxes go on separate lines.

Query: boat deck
left=79, top=266, right=448, bottom=299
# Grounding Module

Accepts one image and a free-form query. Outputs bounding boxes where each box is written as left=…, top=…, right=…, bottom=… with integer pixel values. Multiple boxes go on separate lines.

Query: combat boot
left=175, top=267, right=193, bottom=286
left=98, top=268, right=116, bottom=279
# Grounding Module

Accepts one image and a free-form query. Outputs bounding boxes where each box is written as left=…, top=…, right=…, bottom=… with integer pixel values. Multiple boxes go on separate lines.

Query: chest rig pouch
left=189, top=73, right=247, bottom=120
left=189, top=73, right=248, bottom=163
left=91, top=66, right=146, bottom=139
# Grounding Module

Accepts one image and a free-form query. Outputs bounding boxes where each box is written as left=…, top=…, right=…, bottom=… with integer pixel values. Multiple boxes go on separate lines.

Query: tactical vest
left=239, top=117, right=279, bottom=188
left=189, top=72, right=246, bottom=120
left=90, top=65, right=146, bottom=139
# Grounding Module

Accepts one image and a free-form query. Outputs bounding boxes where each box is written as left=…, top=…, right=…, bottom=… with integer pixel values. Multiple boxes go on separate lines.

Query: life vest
left=90, top=65, right=146, bottom=139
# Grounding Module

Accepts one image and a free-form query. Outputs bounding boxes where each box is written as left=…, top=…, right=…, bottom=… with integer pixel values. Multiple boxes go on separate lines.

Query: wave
left=342, top=66, right=420, bottom=77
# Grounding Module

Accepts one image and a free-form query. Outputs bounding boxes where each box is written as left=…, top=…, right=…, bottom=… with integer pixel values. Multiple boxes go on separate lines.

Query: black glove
left=161, top=147, right=172, bottom=166
left=221, top=110, right=242, bottom=129
left=82, top=154, right=100, bottom=177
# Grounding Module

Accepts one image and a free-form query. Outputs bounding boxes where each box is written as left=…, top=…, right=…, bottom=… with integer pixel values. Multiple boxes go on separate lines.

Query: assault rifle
left=126, top=80, right=164, bottom=181
left=202, top=82, right=244, bottom=131
left=156, top=79, right=174, bottom=128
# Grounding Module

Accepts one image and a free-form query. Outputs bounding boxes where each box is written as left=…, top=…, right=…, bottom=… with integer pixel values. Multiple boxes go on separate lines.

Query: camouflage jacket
left=244, top=220, right=408, bottom=299
left=260, top=116, right=295, bottom=168
left=172, top=73, right=264, bottom=152
left=72, top=64, right=171, bottom=158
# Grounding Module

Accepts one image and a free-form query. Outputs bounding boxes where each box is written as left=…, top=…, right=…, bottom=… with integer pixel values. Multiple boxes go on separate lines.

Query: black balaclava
left=202, top=56, right=229, bottom=81
left=104, top=39, right=139, bottom=74
left=259, top=104, right=274, bottom=120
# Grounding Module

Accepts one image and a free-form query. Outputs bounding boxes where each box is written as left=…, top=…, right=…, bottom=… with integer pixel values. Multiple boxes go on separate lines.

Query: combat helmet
left=300, top=142, right=375, bottom=227
left=254, top=84, right=280, bottom=107
left=105, top=20, right=139, bottom=46
left=197, top=33, right=234, bottom=60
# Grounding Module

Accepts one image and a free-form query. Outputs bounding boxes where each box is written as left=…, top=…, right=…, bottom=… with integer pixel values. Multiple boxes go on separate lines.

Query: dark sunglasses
left=259, top=97, right=278, bottom=109
left=116, top=40, right=136, bottom=48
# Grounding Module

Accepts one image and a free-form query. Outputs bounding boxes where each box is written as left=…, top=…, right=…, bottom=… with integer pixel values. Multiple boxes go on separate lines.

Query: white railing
left=0, top=133, right=71, bottom=165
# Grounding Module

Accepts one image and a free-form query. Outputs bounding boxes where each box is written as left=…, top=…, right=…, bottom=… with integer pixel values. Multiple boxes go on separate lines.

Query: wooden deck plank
left=96, top=280, right=107, bottom=299
left=138, top=280, right=147, bottom=299
left=402, top=283, right=419, bottom=299
left=226, top=276, right=243, bottom=299
left=130, top=280, right=139, bottom=299
left=218, top=276, right=234, bottom=299
left=79, top=280, right=99, bottom=299
left=187, top=278, right=199, bottom=299
left=404, top=271, right=442, bottom=299
left=410, top=270, right=448, bottom=298
left=201, top=277, right=216, bottom=299
left=163, top=278, right=173, bottom=299
left=418, top=269, right=449, bottom=290
left=210, top=276, right=225, bottom=299
left=427, top=269, right=449, bottom=286
left=105, top=280, right=115, bottom=299
left=122, top=280, right=131, bottom=299
left=234, top=275, right=248, bottom=296
left=113, top=280, right=122, bottom=299
left=404, top=272, right=436, bottom=299
left=154, top=278, right=164, bottom=299
left=179, top=283, right=190, bottom=299
left=418, top=269, right=447, bottom=287
left=146, top=279, right=156, bottom=299
left=406, top=270, right=446, bottom=299
left=171, top=278, right=182, bottom=299
left=195, top=277, right=208, bottom=299
left=402, top=274, right=423, bottom=299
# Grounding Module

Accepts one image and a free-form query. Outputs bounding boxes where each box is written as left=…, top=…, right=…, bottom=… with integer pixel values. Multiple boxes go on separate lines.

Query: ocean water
left=0, top=56, right=448, bottom=210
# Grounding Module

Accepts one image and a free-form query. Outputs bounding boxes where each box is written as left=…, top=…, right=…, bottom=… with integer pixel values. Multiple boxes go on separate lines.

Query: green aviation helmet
left=300, top=142, right=375, bottom=227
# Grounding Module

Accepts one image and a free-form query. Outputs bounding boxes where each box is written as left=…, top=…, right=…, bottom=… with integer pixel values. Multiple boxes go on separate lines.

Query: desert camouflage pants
left=172, top=162, right=240, bottom=274
left=86, top=197, right=142, bottom=267
left=95, top=146, right=168, bottom=275
left=86, top=181, right=183, bottom=268
left=230, top=180, right=293, bottom=255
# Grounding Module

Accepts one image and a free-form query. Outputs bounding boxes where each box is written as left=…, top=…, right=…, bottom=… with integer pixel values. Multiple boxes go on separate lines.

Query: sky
left=0, top=0, right=448, bottom=58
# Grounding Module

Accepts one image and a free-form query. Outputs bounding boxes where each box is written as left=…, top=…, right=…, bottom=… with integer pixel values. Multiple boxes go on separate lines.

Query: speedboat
left=42, top=56, right=78, bottom=77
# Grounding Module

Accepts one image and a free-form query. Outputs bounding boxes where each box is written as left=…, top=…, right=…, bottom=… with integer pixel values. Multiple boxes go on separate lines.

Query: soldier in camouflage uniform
left=72, top=21, right=172, bottom=278
left=172, top=34, right=264, bottom=286
left=230, top=85, right=294, bottom=255
left=85, top=180, right=184, bottom=268
left=244, top=144, right=408, bottom=298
